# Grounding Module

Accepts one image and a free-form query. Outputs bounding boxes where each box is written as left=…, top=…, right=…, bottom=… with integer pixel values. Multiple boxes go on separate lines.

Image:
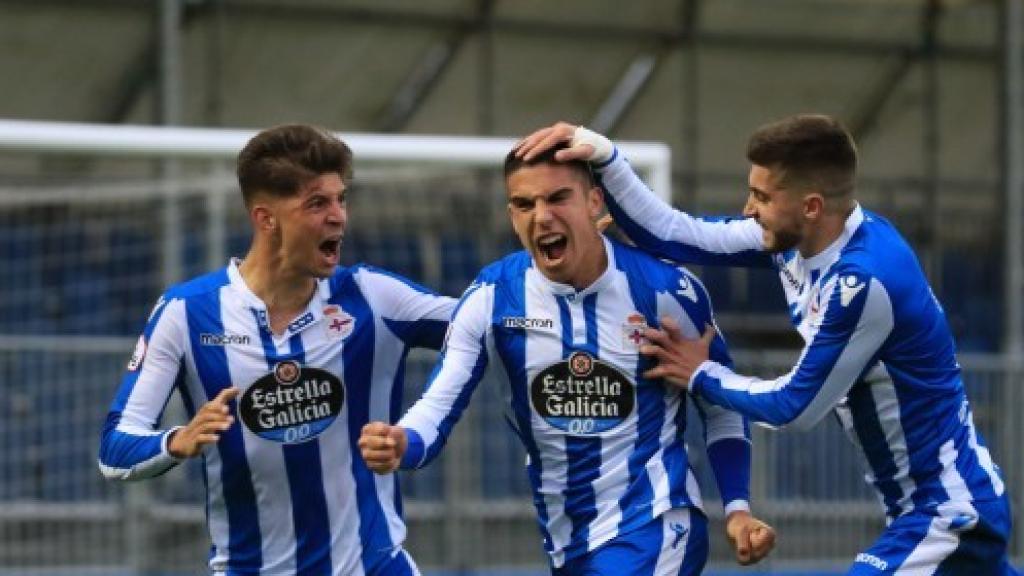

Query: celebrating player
left=98, top=124, right=455, bottom=575
left=516, top=117, right=1016, bottom=574
left=359, top=144, right=775, bottom=574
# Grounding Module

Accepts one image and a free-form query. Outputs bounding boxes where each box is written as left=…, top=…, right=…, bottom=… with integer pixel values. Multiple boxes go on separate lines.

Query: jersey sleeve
left=397, top=280, right=493, bottom=469
left=691, top=267, right=895, bottom=430
left=658, top=266, right=752, bottom=513
left=594, top=148, right=773, bottom=268
left=356, top=266, right=457, bottom=350
left=98, top=296, right=187, bottom=481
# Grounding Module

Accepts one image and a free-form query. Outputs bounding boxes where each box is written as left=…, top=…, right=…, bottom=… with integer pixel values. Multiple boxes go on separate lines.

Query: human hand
left=640, top=317, right=715, bottom=389
left=725, top=510, right=776, bottom=565
left=168, top=387, right=239, bottom=458
left=358, top=422, right=408, bottom=474
left=515, top=122, right=614, bottom=164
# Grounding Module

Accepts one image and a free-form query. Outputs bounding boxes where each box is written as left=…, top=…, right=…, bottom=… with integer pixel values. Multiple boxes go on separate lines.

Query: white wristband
left=571, top=126, right=615, bottom=164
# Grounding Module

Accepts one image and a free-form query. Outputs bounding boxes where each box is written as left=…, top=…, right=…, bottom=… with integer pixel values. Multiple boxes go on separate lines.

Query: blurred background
left=0, top=0, right=1021, bottom=574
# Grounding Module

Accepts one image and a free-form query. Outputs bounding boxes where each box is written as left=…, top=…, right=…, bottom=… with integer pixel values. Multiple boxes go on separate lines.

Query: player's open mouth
left=319, top=237, right=342, bottom=263
left=536, top=234, right=567, bottom=262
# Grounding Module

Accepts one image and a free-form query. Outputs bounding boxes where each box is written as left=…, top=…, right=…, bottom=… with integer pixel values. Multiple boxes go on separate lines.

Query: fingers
left=213, top=386, right=240, bottom=403
left=733, top=524, right=753, bottom=565
left=700, top=323, right=717, bottom=346
left=641, top=364, right=667, bottom=381
left=515, top=122, right=578, bottom=161
left=660, top=316, right=683, bottom=342
left=641, top=326, right=671, bottom=349
left=553, top=144, right=596, bottom=162
left=205, top=387, right=240, bottom=416
left=595, top=214, right=614, bottom=233
left=748, top=523, right=776, bottom=561
left=358, top=423, right=401, bottom=474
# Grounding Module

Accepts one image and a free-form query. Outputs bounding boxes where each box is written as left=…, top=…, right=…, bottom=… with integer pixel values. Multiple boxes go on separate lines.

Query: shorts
left=552, top=507, right=708, bottom=576
left=848, top=496, right=1017, bottom=575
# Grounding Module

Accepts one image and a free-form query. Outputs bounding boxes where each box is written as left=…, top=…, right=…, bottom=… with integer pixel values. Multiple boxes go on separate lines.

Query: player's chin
left=310, top=262, right=337, bottom=278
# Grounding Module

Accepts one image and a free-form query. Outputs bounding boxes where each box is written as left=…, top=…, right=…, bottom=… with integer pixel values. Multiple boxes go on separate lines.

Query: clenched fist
left=358, top=422, right=408, bottom=474
left=725, top=510, right=776, bottom=565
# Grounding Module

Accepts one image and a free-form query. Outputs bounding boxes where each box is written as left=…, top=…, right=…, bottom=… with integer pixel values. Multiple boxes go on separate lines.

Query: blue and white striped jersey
left=397, top=237, right=752, bottom=568
left=596, top=150, right=1006, bottom=520
left=99, top=260, right=455, bottom=576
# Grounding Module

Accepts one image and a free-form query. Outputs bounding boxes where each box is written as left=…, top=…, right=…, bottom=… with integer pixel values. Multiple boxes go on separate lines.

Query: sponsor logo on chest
left=530, top=350, right=636, bottom=436
left=238, top=360, right=345, bottom=444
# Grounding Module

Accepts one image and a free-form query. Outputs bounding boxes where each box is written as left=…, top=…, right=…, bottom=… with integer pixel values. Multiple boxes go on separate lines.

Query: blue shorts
left=552, top=507, right=708, bottom=576
left=848, top=496, right=1017, bottom=575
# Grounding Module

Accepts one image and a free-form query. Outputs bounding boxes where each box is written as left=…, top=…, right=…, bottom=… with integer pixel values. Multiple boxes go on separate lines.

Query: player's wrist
left=571, top=126, right=615, bottom=165
left=724, top=500, right=751, bottom=518
left=164, top=426, right=188, bottom=460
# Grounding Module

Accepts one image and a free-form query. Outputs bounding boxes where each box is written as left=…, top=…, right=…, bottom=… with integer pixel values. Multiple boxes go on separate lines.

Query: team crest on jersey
left=323, top=305, right=355, bottom=341
left=239, top=360, right=345, bottom=444
left=621, top=312, right=648, bottom=349
left=530, top=351, right=636, bottom=436
left=126, top=335, right=147, bottom=371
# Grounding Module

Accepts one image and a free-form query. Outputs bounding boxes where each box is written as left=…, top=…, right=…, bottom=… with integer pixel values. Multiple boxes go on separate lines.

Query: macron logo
left=839, top=275, right=865, bottom=307
left=201, top=333, right=251, bottom=346
left=855, top=553, right=887, bottom=571
left=675, top=274, right=698, bottom=302
left=503, top=317, right=554, bottom=330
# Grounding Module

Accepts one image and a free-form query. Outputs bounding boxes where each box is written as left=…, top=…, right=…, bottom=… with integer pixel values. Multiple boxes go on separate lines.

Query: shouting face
left=506, top=163, right=606, bottom=288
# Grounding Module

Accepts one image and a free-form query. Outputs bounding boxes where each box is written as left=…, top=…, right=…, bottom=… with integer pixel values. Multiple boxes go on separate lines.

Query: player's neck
left=237, top=248, right=317, bottom=320
left=566, top=237, right=609, bottom=291
left=798, top=208, right=851, bottom=259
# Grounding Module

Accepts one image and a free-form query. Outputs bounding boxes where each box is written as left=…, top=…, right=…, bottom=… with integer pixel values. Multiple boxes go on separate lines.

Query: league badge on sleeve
left=323, top=305, right=355, bottom=341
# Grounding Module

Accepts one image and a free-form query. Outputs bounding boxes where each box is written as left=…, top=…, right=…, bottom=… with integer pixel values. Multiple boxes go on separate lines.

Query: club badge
left=323, top=305, right=355, bottom=341
left=621, top=312, right=648, bottom=349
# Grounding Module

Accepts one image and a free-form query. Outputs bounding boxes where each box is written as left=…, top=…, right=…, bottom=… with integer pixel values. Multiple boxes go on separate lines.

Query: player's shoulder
left=163, top=267, right=231, bottom=301
left=341, top=263, right=437, bottom=296
left=611, top=238, right=699, bottom=287
left=477, top=250, right=532, bottom=285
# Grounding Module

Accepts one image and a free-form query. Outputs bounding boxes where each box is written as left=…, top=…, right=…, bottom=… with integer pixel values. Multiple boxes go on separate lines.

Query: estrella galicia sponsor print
left=530, top=351, right=636, bottom=435
left=238, top=360, right=345, bottom=444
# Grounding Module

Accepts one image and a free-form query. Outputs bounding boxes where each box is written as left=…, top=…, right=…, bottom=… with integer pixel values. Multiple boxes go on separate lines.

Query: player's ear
left=803, top=192, right=825, bottom=221
left=251, top=204, right=276, bottom=231
left=587, top=185, right=605, bottom=220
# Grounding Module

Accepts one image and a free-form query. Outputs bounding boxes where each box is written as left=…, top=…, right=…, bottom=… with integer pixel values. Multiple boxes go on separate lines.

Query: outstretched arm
left=517, top=122, right=772, bottom=268
left=647, top=268, right=893, bottom=430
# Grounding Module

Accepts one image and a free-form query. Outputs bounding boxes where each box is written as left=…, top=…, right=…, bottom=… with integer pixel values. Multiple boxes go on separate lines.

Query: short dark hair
left=746, top=114, right=857, bottom=199
left=236, top=124, right=353, bottom=206
left=503, top=143, right=595, bottom=187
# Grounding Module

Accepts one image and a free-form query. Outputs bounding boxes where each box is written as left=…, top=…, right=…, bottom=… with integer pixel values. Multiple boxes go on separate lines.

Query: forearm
left=707, top=437, right=752, bottom=514
left=98, top=420, right=183, bottom=481
left=596, top=152, right=771, bottom=267
left=691, top=361, right=811, bottom=428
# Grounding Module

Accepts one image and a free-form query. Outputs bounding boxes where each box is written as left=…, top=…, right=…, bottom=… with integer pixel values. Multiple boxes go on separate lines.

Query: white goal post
left=0, top=119, right=671, bottom=198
